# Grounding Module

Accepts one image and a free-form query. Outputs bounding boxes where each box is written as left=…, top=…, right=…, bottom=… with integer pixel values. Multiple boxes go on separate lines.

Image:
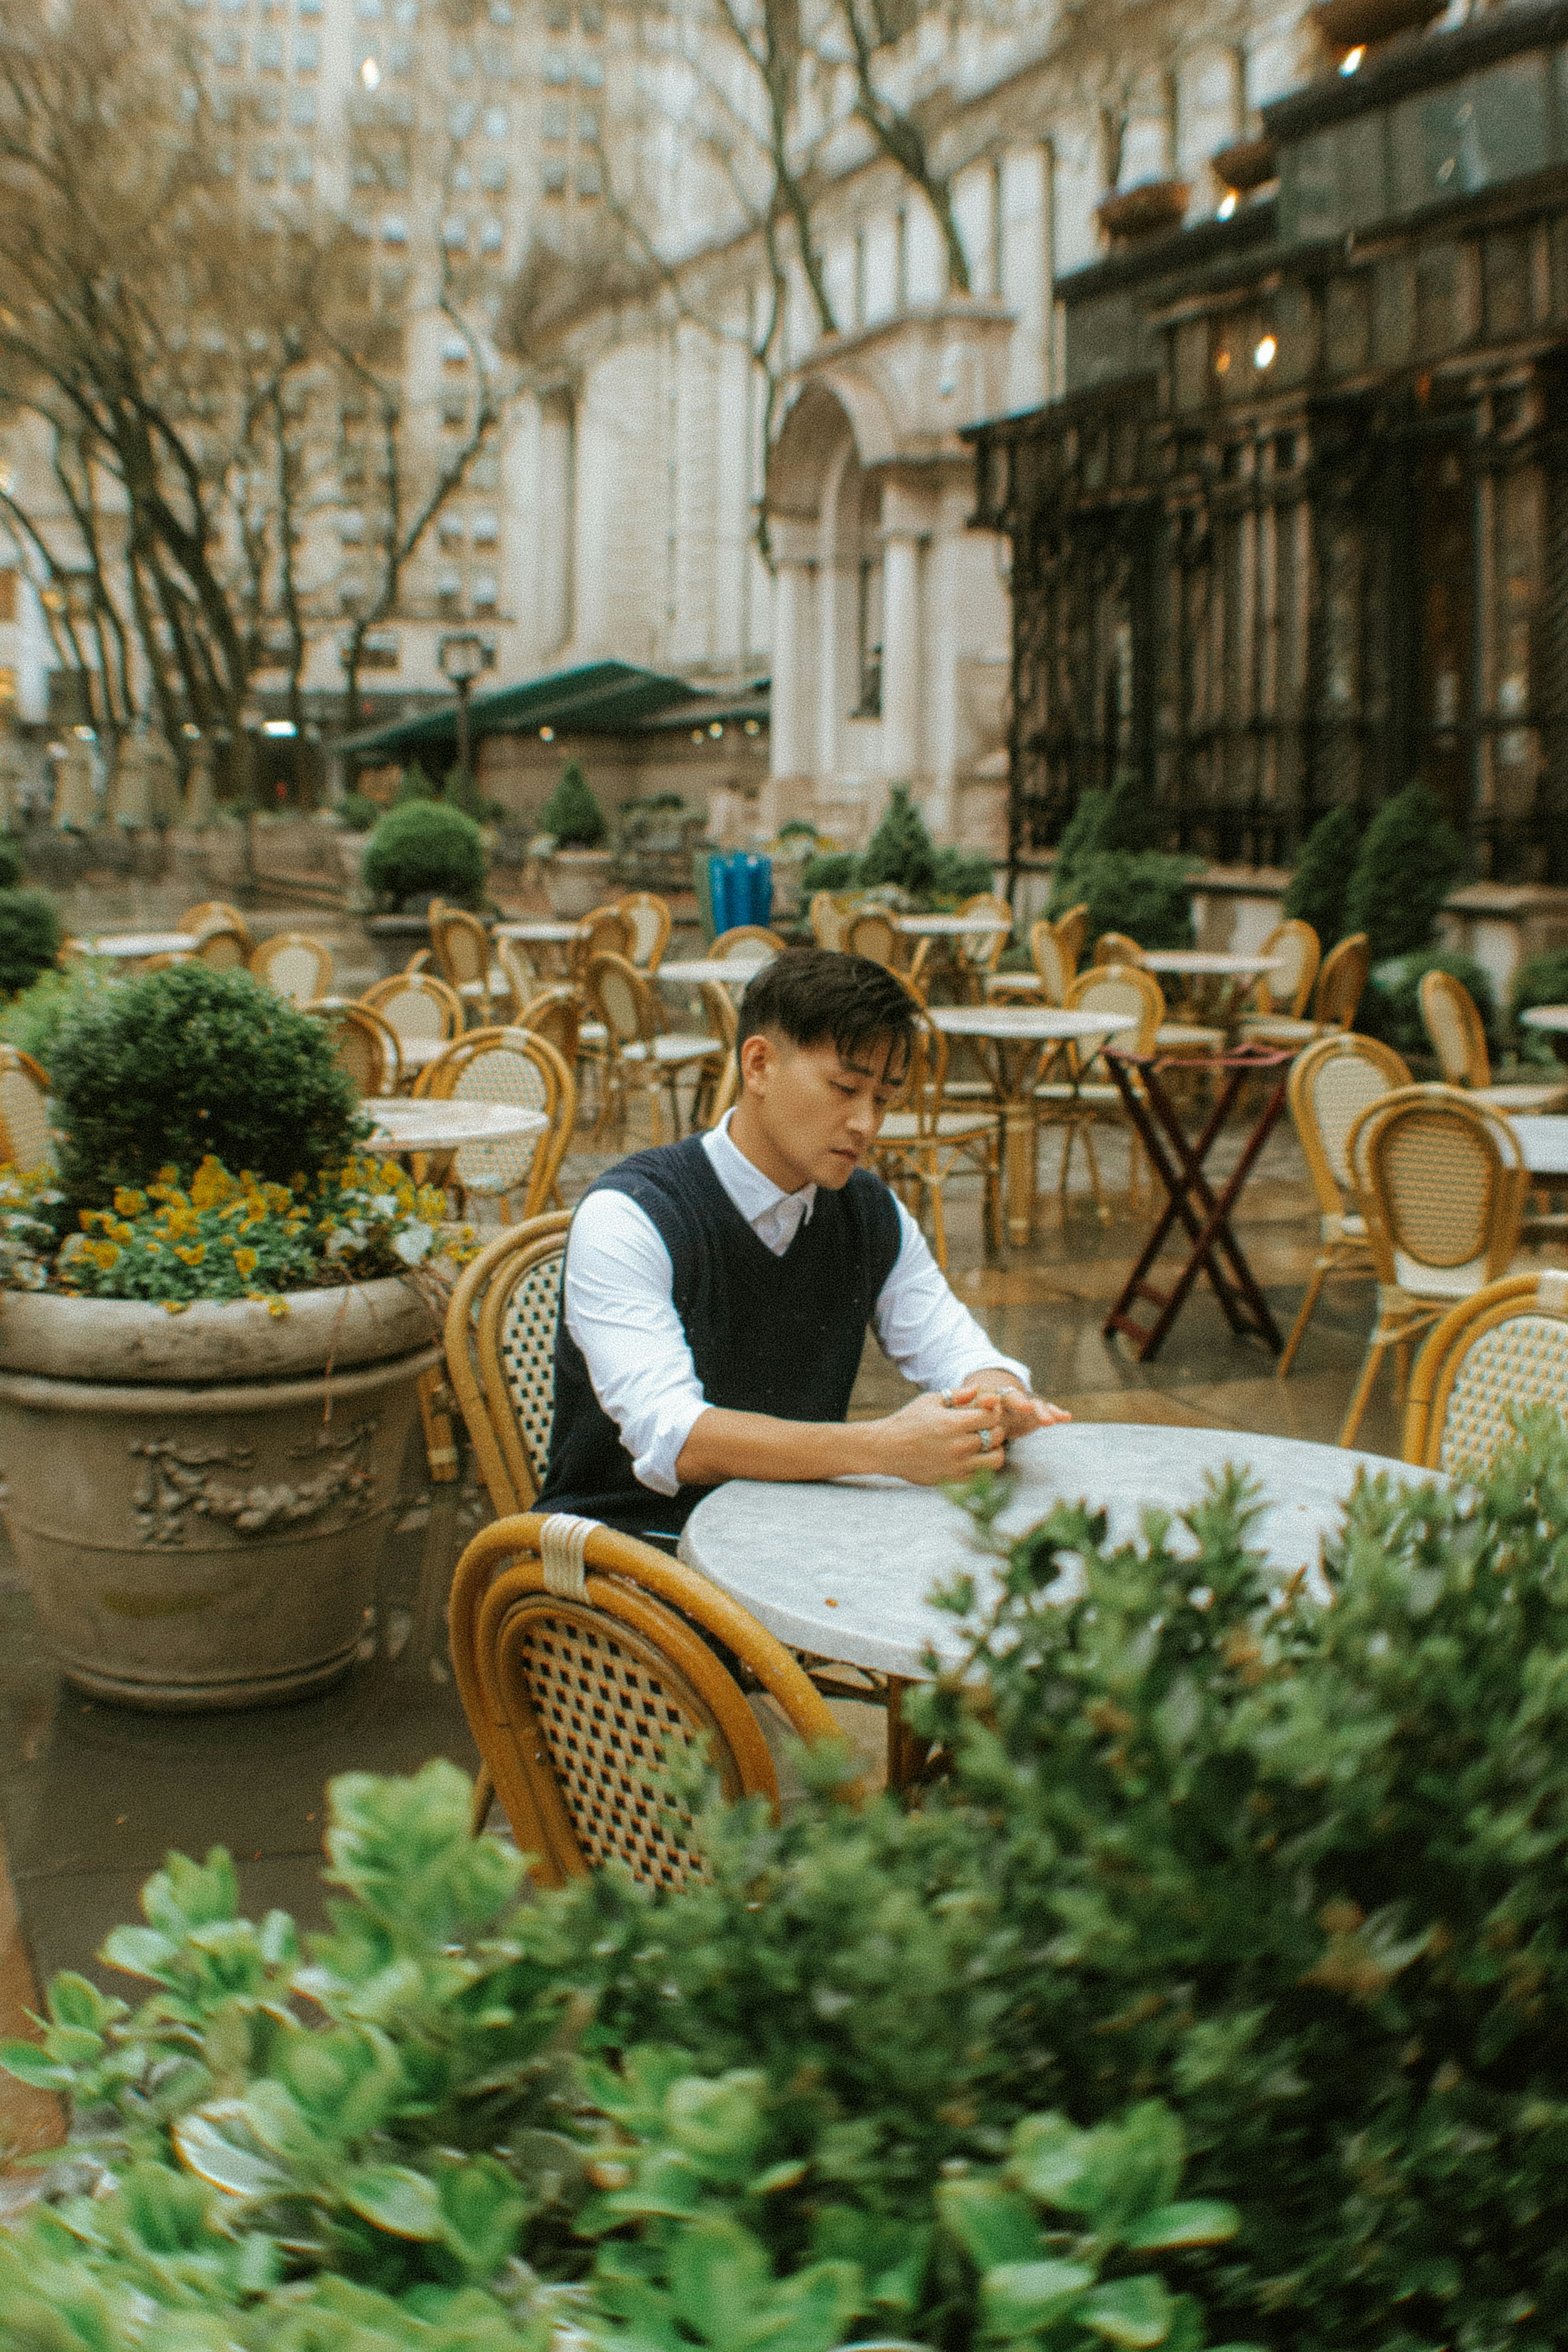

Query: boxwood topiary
left=1343, top=781, right=1465, bottom=963
left=861, top=783, right=938, bottom=898
left=1051, top=847, right=1196, bottom=950
left=1357, top=946, right=1498, bottom=1066
left=0, top=887, right=61, bottom=995
left=538, top=759, right=607, bottom=849
left=1283, top=802, right=1362, bottom=946
left=49, top=963, right=358, bottom=1209
left=361, top=798, right=487, bottom=911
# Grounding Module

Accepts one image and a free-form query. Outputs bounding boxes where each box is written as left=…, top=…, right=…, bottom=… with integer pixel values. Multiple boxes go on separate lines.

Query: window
left=218, top=0, right=243, bottom=11
left=438, top=514, right=464, bottom=546
left=452, top=161, right=474, bottom=191
left=478, top=216, right=504, bottom=252
left=339, top=579, right=365, bottom=612
left=288, top=88, right=316, bottom=123
left=489, top=0, right=513, bottom=19
left=472, top=573, right=498, bottom=609
left=361, top=631, right=399, bottom=670
left=297, top=0, right=323, bottom=13
left=448, top=99, right=475, bottom=135
left=340, top=511, right=366, bottom=542
left=255, top=27, right=283, bottom=65
left=577, top=52, right=603, bottom=87
left=355, top=0, right=383, bottom=14
left=388, top=39, right=413, bottom=71
left=483, top=105, right=508, bottom=136
left=542, top=158, right=567, bottom=194
left=545, top=0, right=570, bottom=23
left=543, top=50, right=569, bottom=82
left=254, top=88, right=281, bottom=121
left=578, top=104, right=599, bottom=141
left=542, top=99, right=567, bottom=138
left=393, top=0, right=418, bottom=20
left=441, top=333, right=470, bottom=364
left=478, top=155, right=506, bottom=190
left=576, top=158, right=601, bottom=196
left=293, top=29, right=319, bottom=66
left=472, top=510, right=498, bottom=544
left=450, top=44, right=475, bottom=76
left=436, top=569, right=462, bottom=602
left=479, top=42, right=511, bottom=76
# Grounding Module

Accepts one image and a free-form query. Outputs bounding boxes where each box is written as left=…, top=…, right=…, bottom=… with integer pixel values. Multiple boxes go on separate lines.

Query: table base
left=1104, top=1045, right=1291, bottom=1361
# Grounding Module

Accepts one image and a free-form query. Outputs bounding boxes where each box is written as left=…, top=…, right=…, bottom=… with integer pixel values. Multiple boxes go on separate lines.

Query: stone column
left=879, top=504, right=925, bottom=782
left=768, top=524, right=814, bottom=786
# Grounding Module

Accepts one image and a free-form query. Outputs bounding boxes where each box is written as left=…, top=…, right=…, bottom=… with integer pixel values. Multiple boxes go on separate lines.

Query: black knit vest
left=540, top=1134, right=903, bottom=1537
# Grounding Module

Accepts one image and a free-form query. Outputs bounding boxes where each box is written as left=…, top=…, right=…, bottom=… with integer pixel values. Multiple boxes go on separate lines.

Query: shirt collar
left=702, top=1109, right=817, bottom=1232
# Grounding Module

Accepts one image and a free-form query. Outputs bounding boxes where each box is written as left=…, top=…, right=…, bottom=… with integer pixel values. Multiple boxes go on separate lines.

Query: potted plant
left=1210, top=134, right=1277, bottom=195
left=0, top=964, right=468, bottom=1710
left=360, top=798, right=489, bottom=974
left=1097, top=178, right=1191, bottom=246
left=536, top=760, right=614, bottom=916
left=1309, top=0, right=1444, bottom=55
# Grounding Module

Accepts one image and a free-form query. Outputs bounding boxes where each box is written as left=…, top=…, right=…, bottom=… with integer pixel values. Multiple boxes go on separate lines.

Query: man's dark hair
left=737, top=947, right=915, bottom=1074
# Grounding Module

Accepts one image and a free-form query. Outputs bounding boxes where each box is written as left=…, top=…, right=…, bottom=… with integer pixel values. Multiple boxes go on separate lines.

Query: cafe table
left=493, top=917, right=583, bottom=978
left=680, top=1420, right=1422, bottom=1782
left=362, top=1098, right=548, bottom=1157
left=1507, top=1115, right=1568, bottom=1177
left=657, top=956, right=774, bottom=990
left=895, top=912, right=1012, bottom=937
left=70, top=930, right=194, bottom=962
left=1521, top=1006, right=1568, bottom=1066
left=928, top=1004, right=1135, bottom=1245
left=1137, top=948, right=1285, bottom=1032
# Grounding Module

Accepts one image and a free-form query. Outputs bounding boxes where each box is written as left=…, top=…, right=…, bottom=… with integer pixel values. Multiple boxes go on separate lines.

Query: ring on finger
left=978, top=1428, right=994, bottom=1452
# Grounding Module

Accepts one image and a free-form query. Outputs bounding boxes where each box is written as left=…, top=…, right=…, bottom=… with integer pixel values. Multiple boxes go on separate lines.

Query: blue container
left=706, top=851, right=772, bottom=935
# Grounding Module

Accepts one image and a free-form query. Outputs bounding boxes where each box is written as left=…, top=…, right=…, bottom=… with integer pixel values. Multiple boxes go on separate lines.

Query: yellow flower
left=233, top=1246, right=259, bottom=1278
left=173, top=1243, right=206, bottom=1267
left=163, top=1300, right=190, bottom=1315
left=86, top=1239, right=120, bottom=1270
left=190, top=1158, right=234, bottom=1212
left=113, top=1188, right=147, bottom=1217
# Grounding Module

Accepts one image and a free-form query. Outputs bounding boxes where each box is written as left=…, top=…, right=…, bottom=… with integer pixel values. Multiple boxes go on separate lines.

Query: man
left=540, top=947, right=1068, bottom=1539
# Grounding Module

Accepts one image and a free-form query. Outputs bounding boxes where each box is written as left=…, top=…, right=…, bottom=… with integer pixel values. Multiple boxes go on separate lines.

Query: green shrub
left=1357, top=946, right=1497, bottom=1065
left=335, top=791, right=381, bottom=830
left=0, top=832, right=24, bottom=891
left=1509, top=947, right=1568, bottom=1062
left=395, top=762, right=438, bottom=804
left=49, top=964, right=358, bottom=1208
left=0, top=887, right=62, bottom=994
left=798, top=850, right=861, bottom=897
left=539, top=760, right=607, bottom=849
left=0, top=958, right=116, bottom=1069
left=1050, top=849, right=1195, bottom=950
left=932, top=844, right=997, bottom=900
left=443, top=762, right=503, bottom=825
left=1282, top=803, right=1361, bottom=945
left=1342, top=782, right=1464, bottom=963
left=362, top=799, right=488, bottom=911
left=861, top=783, right=938, bottom=898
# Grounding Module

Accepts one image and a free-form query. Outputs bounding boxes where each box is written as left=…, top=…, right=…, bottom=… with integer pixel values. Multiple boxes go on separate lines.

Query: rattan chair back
left=1420, top=967, right=1491, bottom=1089
left=444, top=1212, right=572, bottom=1514
left=519, top=986, right=581, bottom=1067
left=1404, top=1270, right=1568, bottom=1474
left=843, top=908, right=900, bottom=967
left=1066, top=963, right=1165, bottom=1064
left=615, top=892, right=672, bottom=970
left=1092, top=930, right=1144, bottom=968
left=1256, top=919, right=1320, bottom=1016
left=492, top=940, right=540, bottom=1022
left=1312, top=932, right=1369, bottom=1028
left=1027, top=919, right=1071, bottom=1004
left=449, top=1509, right=844, bottom=1885
left=430, top=903, right=492, bottom=995
left=808, top=892, right=850, bottom=950
left=570, top=906, right=632, bottom=981
left=956, top=894, right=1011, bottom=971
left=1352, top=1088, right=1525, bottom=1290
left=710, top=925, right=786, bottom=959
left=190, top=924, right=249, bottom=971
left=250, top=931, right=333, bottom=1006
left=584, top=950, right=662, bottom=1048
left=363, top=970, right=464, bottom=1045
left=181, top=901, right=252, bottom=949
left=1289, top=1032, right=1411, bottom=1216
left=0, top=1046, right=52, bottom=1171
left=418, top=1026, right=574, bottom=1216
left=1054, top=903, right=1089, bottom=971
left=303, top=1001, right=399, bottom=1098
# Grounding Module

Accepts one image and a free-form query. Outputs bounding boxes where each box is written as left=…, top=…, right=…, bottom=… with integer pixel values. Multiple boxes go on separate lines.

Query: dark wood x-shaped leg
left=1102, top=1045, right=1292, bottom=1362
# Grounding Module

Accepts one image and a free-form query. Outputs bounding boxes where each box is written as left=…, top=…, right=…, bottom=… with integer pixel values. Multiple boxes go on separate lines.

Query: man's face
left=738, top=1028, right=907, bottom=1193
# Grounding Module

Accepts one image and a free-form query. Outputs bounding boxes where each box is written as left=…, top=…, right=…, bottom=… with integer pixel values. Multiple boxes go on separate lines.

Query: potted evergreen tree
left=536, top=760, right=614, bottom=916
left=0, top=965, right=464, bottom=1710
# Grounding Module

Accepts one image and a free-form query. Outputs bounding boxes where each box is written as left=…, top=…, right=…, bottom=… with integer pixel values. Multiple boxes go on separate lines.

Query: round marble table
left=895, top=912, right=1012, bottom=937
left=1507, top=1115, right=1568, bottom=1177
left=929, top=1004, right=1136, bottom=1243
left=1138, top=950, right=1284, bottom=976
left=363, top=1099, right=548, bottom=1156
left=657, top=957, right=774, bottom=989
left=71, top=930, right=194, bottom=961
left=495, top=919, right=582, bottom=943
left=1521, top=1005, right=1568, bottom=1069
left=679, top=1422, right=1424, bottom=1681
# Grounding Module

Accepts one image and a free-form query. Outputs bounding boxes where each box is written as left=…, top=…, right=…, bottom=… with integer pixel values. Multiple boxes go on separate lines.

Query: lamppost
left=439, top=631, right=486, bottom=799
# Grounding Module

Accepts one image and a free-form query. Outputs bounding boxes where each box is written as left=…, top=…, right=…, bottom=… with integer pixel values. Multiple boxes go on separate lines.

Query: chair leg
left=925, top=1157, right=948, bottom=1273
left=417, top=1366, right=460, bottom=1484
left=1393, top=1336, right=1412, bottom=1399
left=1278, top=1258, right=1329, bottom=1380
left=1339, top=1333, right=1391, bottom=1448
left=1082, top=1125, right=1108, bottom=1223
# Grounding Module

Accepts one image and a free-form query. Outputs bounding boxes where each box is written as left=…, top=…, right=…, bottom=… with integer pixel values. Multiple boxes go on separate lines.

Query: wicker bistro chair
left=445, top=1213, right=572, bottom=1518
left=1035, top=964, right=1165, bottom=1221
left=954, top=894, right=1012, bottom=999
left=842, top=907, right=900, bottom=967
left=872, top=1007, right=1000, bottom=1268
left=1402, top=1269, right=1568, bottom=1476
left=449, top=1511, right=846, bottom=1884
left=363, top=970, right=464, bottom=1061
left=490, top=940, right=541, bottom=1026
left=615, top=891, right=673, bottom=971
left=583, top=951, right=720, bottom=1145
left=416, top=1026, right=575, bottom=1223
left=1241, top=932, right=1370, bottom=1049
left=1053, top=903, right=1089, bottom=973
left=0, top=1045, right=52, bottom=1170
left=710, top=925, right=788, bottom=959
left=690, top=979, right=739, bottom=1133
left=568, top=905, right=632, bottom=980
left=1093, top=930, right=1144, bottom=969
left=180, top=901, right=253, bottom=952
left=987, top=915, right=1077, bottom=1007
left=1337, top=1085, right=1534, bottom=1448
left=1250, top=918, right=1320, bottom=1019
left=808, top=891, right=853, bottom=950
left=1278, top=1032, right=1412, bottom=1377
left=430, top=902, right=500, bottom=1025
left=250, top=931, right=333, bottom=1006
left=303, top=1000, right=400, bottom=1099
left=189, top=923, right=249, bottom=972
left=1419, top=966, right=1568, bottom=1114
left=518, top=986, right=582, bottom=1076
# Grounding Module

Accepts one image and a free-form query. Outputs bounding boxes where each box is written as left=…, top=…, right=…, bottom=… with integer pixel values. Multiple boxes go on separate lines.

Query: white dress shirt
left=563, top=1111, right=1031, bottom=1496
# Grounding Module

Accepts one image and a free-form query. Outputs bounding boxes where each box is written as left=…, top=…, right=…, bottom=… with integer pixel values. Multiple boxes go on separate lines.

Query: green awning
left=338, top=659, right=700, bottom=761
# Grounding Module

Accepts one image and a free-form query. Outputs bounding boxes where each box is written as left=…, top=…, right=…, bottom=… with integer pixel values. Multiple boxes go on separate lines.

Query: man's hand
left=949, top=1379, right=1071, bottom=1444
left=863, top=1382, right=1069, bottom=1486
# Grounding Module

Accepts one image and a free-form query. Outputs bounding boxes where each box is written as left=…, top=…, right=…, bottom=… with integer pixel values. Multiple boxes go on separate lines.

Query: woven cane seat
left=495, top=1246, right=565, bottom=1488
left=252, top=933, right=332, bottom=1007
left=445, top=1214, right=573, bottom=1516
left=451, top=1043, right=550, bottom=1196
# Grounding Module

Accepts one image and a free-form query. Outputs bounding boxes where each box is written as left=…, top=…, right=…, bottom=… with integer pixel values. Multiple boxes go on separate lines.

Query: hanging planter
left=1309, top=0, right=1444, bottom=52
left=1097, top=180, right=1191, bottom=247
left=1210, top=136, right=1278, bottom=196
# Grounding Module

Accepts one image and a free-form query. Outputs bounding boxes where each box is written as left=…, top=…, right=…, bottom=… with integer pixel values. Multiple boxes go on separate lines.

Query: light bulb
left=1339, top=44, right=1364, bottom=72
left=1254, top=334, right=1277, bottom=369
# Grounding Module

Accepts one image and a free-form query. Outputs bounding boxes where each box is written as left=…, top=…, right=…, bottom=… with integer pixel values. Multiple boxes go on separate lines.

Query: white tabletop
left=896, top=912, right=1012, bottom=936
left=495, top=919, right=582, bottom=944
left=73, top=932, right=194, bottom=959
left=680, top=1423, right=1424, bottom=1680
left=388, top=1034, right=449, bottom=1070
left=658, top=957, right=774, bottom=988
left=929, top=1006, right=1136, bottom=1041
left=364, top=1099, right=549, bottom=1154
left=1521, top=1006, right=1568, bottom=1034
left=1509, top=1116, right=1568, bottom=1175
left=1138, top=950, right=1285, bottom=976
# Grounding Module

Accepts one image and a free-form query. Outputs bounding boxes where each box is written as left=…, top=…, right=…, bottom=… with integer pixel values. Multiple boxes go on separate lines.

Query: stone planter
left=0, top=1280, right=440, bottom=1710
left=1309, top=0, right=1444, bottom=49
left=542, top=847, right=616, bottom=918
left=1097, top=179, right=1191, bottom=246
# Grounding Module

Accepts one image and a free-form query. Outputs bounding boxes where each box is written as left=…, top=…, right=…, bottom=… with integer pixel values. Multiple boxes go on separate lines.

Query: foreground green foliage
left=49, top=964, right=359, bottom=1209
left=17, top=1422, right=1568, bottom=2350
left=363, top=801, right=488, bottom=910
left=0, top=884, right=62, bottom=994
left=799, top=787, right=993, bottom=909
left=0, top=957, right=118, bottom=1070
